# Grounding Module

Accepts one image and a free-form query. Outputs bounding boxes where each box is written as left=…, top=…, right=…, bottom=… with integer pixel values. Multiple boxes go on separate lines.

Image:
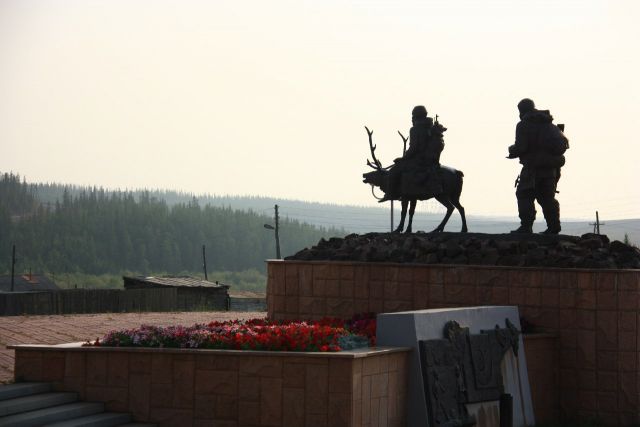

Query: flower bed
left=95, top=313, right=377, bottom=352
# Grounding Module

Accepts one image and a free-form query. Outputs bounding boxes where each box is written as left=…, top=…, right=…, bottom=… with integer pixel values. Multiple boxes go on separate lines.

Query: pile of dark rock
left=285, top=232, right=640, bottom=269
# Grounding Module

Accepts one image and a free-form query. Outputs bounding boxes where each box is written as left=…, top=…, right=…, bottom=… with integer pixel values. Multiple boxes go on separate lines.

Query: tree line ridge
left=0, top=172, right=345, bottom=278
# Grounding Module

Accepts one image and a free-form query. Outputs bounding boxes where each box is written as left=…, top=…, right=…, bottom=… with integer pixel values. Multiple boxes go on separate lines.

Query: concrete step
left=44, top=411, right=131, bottom=426
left=0, top=392, right=78, bottom=417
left=0, top=382, right=51, bottom=401
left=0, top=402, right=104, bottom=427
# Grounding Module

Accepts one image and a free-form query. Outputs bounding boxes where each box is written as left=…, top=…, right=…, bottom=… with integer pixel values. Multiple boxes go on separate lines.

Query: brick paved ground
left=0, top=311, right=266, bottom=383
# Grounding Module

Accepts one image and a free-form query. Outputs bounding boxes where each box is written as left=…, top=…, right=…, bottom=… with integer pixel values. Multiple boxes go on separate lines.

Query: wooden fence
left=0, top=288, right=230, bottom=316
left=229, top=297, right=267, bottom=312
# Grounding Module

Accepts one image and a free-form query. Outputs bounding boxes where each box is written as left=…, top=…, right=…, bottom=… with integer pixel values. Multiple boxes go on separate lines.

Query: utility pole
left=202, top=244, right=208, bottom=281
left=274, top=204, right=281, bottom=259
left=264, top=204, right=282, bottom=259
left=589, top=211, right=605, bottom=235
left=10, top=244, right=16, bottom=292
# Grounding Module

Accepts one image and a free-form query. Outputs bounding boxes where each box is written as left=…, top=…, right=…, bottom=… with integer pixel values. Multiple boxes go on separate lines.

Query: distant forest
left=0, top=173, right=345, bottom=277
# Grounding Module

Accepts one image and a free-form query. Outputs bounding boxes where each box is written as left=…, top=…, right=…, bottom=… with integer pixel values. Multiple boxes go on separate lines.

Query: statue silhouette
left=362, top=107, right=467, bottom=233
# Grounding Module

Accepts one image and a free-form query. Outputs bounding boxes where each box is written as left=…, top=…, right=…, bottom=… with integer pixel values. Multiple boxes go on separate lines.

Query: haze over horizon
left=1, top=0, right=638, bottom=222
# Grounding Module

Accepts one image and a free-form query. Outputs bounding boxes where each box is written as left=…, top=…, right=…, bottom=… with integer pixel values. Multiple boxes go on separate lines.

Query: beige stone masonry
left=11, top=343, right=410, bottom=427
left=267, top=260, right=640, bottom=426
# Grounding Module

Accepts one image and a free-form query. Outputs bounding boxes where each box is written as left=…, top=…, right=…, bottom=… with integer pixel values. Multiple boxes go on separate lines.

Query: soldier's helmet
left=412, top=105, right=428, bottom=118
left=517, top=98, right=535, bottom=114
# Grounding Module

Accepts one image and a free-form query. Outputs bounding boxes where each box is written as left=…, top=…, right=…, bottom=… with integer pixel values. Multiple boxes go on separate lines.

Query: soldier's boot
left=378, top=193, right=395, bottom=203
left=540, top=198, right=561, bottom=235
left=379, top=171, right=402, bottom=203
left=512, top=195, right=535, bottom=233
left=541, top=213, right=561, bottom=234
left=425, top=166, right=443, bottom=195
left=540, top=227, right=560, bottom=235
left=511, top=224, right=533, bottom=234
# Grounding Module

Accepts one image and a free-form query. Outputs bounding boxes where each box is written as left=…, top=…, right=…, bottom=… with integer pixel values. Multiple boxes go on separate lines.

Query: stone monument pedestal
left=377, top=306, right=535, bottom=427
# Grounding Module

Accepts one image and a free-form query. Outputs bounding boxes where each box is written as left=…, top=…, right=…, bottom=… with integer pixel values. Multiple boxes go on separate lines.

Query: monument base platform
left=267, top=259, right=639, bottom=425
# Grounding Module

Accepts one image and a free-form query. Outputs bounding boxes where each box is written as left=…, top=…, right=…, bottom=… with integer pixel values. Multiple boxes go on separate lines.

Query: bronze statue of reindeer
left=362, top=126, right=468, bottom=233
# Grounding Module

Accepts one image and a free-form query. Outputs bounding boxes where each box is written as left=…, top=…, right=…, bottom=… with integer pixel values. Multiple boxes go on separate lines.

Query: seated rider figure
left=379, top=105, right=444, bottom=202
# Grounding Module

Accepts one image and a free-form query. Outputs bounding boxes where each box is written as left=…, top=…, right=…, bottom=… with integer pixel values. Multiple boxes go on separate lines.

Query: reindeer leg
left=432, top=195, right=454, bottom=233
left=394, top=200, right=408, bottom=233
left=405, top=199, right=417, bottom=233
left=452, top=200, right=468, bottom=233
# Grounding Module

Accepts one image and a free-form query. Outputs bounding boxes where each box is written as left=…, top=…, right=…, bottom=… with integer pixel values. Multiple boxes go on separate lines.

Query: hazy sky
left=1, top=0, right=638, bottom=221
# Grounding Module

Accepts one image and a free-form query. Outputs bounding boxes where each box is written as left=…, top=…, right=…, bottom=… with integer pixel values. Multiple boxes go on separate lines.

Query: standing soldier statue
left=507, top=98, right=569, bottom=234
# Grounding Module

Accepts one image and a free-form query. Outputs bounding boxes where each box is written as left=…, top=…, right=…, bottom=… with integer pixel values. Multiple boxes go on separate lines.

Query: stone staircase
left=0, top=382, right=154, bottom=427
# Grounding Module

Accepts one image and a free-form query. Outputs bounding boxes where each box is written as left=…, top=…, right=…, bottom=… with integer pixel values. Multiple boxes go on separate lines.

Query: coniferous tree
left=0, top=173, right=345, bottom=275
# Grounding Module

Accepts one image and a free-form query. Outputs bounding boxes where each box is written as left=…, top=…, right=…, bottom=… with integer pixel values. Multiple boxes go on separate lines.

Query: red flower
left=99, top=313, right=377, bottom=352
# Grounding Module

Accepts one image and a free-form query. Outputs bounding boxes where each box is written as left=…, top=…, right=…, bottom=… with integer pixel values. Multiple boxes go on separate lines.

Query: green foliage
left=204, top=269, right=266, bottom=293
left=0, top=172, right=39, bottom=216
left=53, top=272, right=125, bottom=290
left=0, top=173, right=344, bottom=277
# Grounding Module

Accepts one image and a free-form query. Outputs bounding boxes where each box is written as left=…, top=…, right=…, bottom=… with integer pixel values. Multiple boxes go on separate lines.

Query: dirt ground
left=0, top=311, right=266, bottom=384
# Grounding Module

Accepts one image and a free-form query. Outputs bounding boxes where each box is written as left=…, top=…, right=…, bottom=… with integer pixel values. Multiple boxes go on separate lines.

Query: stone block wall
left=13, top=345, right=409, bottom=427
left=524, top=334, right=560, bottom=424
left=267, top=260, right=640, bottom=426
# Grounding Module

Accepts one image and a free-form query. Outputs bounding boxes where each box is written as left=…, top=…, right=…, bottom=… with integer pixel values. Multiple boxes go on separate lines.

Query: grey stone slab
left=0, top=402, right=103, bottom=427
left=0, top=382, right=51, bottom=401
left=377, top=306, right=535, bottom=427
left=0, top=392, right=77, bottom=416
left=44, top=411, right=131, bottom=427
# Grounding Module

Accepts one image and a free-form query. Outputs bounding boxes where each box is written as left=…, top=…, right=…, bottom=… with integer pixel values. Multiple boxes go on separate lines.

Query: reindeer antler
left=365, top=126, right=383, bottom=170
left=397, top=131, right=408, bottom=156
